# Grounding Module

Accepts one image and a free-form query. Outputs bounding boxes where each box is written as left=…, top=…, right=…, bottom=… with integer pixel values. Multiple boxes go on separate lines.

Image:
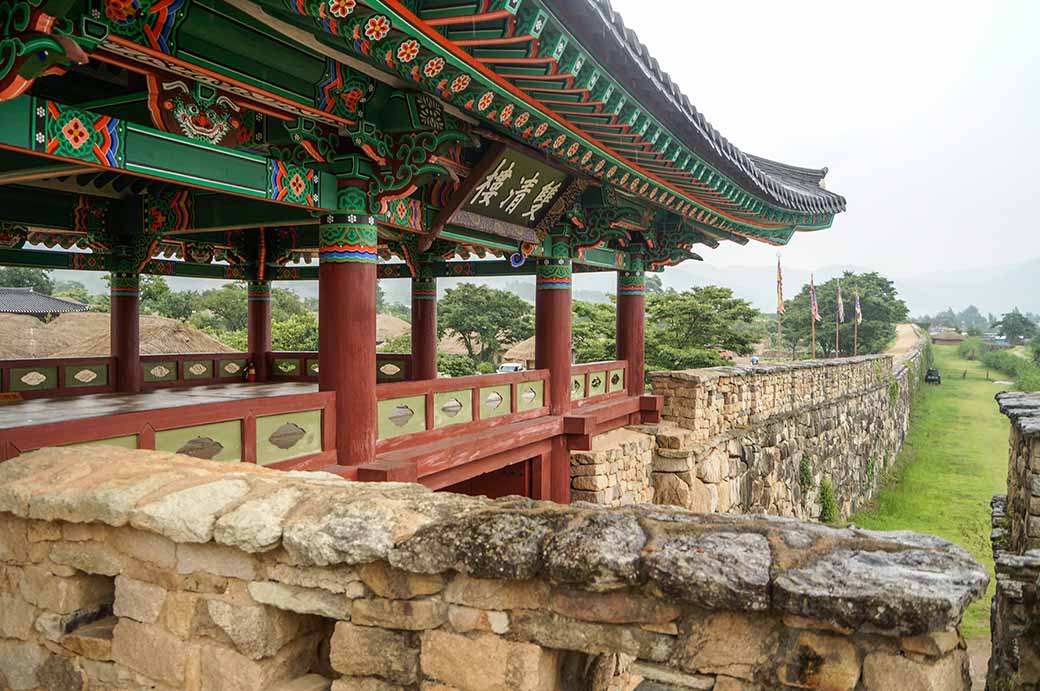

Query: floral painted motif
left=499, top=104, right=514, bottom=123
left=581, top=151, right=592, bottom=165
left=595, top=159, right=605, bottom=173
left=364, top=15, right=390, bottom=41
left=607, top=165, right=617, bottom=178
left=327, top=0, right=355, bottom=18
left=105, top=0, right=141, bottom=25
left=514, top=112, right=529, bottom=128
left=534, top=122, right=548, bottom=137
left=477, top=92, right=494, bottom=111
left=552, top=134, right=566, bottom=149
left=423, top=57, right=444, bottom=78
left=396, top=39, right=419, bottom=62
left=566, top=142, right=579, bottom=157
left=450, top=74, right=471, bottom=93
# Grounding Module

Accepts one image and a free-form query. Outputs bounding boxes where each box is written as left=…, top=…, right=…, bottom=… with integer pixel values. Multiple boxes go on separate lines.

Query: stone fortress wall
left=989, top=392, right=1040, bottom=690
left=579, top=332, right=928, bottom=518
left=0, top=446, right=985, bottom=691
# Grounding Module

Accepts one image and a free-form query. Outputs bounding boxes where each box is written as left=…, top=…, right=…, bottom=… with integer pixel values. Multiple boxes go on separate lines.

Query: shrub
left=888, top=378, right=900, bottom=406
left=476, top=361, right=496, bottom=375
left=958, top=336, right=986, bottom=360
left=866, top=457, right=877, bottom=483
left=437, top=354, right=478, bottom=378
left=982, top=350, right=1040, bottom=392
left=799, top=457, right=813, bottom=492
left=819, top=477, right=838, bottom=523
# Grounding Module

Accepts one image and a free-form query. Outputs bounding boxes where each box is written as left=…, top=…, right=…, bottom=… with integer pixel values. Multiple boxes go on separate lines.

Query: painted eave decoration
left=246, top=0, right=845, bottom=244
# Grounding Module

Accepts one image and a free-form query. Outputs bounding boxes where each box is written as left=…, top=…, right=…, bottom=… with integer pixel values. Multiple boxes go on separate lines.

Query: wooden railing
left=269, top=352, right=413, bottom=383
left=0, top=357, right=116, bottom=398
left=141, top=352, right=249, bottom=389
left=0, top=390, right=336, bottom=469
left=570, top=360, right=628, bottom=407
left=375, top=369, right=550, bottom=452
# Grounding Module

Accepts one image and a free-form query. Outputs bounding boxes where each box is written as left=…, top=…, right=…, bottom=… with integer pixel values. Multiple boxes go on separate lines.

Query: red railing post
left=411, top=275, right=438, bottom=380
left=617, top=259, right=646, bottom=397
left=248, top=280, right=272, bottom=382
left=110, top=270, right=141, bottom=393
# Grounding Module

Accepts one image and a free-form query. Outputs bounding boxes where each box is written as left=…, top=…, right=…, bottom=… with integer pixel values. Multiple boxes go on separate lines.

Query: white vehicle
left=496, top=362, right=525, bottom=374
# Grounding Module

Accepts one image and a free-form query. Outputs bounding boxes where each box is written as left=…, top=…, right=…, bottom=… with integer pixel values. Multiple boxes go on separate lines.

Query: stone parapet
left=989, top=392, right=1040, bottom=689
left=569, top=428, right=654, bottom=506
left=0, top=446, right=987, bottom=690
left=648, top=339, right=927, bottom=520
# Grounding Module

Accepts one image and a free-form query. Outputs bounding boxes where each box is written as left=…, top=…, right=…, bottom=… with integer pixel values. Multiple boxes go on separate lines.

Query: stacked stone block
left=648, top=346, right=924, bottom=520
left=570, top=428, right=654, bottom=506
left=0, top=446, right=987, bottom=690
left=989, top=392, right=1040, bottom=689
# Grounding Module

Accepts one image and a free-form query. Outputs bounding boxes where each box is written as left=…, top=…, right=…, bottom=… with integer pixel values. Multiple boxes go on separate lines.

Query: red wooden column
left=318, top=211, right=379, bottom=466
left=110, top=271, right=141, bottom=393
left=247, top=280, right=272, bottom=382
left=535, top=254, right=572, bottom=503
left=411, top=276, right=438, bottom=380
left=616, top=259, right=646, bottom=397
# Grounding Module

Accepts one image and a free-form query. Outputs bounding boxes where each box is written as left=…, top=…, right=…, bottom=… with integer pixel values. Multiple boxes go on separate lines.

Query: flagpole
left=835, top=301, right=840, bottom=358
left=854, top=319, right=858, bottom=356
left=811, top=313, right=816, bottom=359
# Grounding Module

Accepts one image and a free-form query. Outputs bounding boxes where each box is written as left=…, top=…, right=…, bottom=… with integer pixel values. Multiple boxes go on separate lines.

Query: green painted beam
left=0, top=248, right=103, bottom=270
left=0, top=96, right=337, bottom=211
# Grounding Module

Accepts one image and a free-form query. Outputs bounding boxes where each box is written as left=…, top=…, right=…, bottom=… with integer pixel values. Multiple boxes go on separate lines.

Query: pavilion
left=0, top=0, right=844, bottom=501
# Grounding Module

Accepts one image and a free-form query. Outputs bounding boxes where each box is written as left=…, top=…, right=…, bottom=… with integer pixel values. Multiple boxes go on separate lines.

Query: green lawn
left=848, top=345, right=1009, bottom=638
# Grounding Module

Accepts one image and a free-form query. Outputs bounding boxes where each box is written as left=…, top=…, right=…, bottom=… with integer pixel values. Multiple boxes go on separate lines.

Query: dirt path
left=885, top=323, right=923, bottom=362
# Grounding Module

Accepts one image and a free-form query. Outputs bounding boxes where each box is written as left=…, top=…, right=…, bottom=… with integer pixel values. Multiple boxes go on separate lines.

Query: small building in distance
left=931, top=329, right=966, bottom=346
left=0, top=288, right=87, bottom=321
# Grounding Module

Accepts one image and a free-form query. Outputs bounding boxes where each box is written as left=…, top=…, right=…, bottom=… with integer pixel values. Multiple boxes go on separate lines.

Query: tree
left=572, top=300, right=615, bottom=363
left=0, top=267, right=53, bottom=294
left=645, top=274, right=664, bottom=294
left=52, top=280, right=90, bottom=305
left=438, top=283, right=533, bottom=361
left=272, top=313, right=319, bottom=351
left=781, top=272, right=908, bottom=358
left=994, top=309, right=1038, bottom=345
left=645, top=286, right=759, bottom=370
left=1031, top=334, right=1040, bottom=364
left=438, top=354, right=478, bottom=377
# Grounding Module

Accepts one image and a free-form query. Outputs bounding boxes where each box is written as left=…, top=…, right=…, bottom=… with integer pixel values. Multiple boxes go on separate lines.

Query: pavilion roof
left=548, top=0, right=846, bottom=216
left=0, top=288, right=87, bottom=316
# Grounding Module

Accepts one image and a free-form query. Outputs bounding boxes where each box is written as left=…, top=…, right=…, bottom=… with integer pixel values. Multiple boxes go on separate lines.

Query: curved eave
left=545, top=0, right=846, bottom=215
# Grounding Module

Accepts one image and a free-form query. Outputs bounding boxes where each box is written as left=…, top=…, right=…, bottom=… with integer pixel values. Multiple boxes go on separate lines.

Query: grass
left=847, top=345, right=1009, bottom=638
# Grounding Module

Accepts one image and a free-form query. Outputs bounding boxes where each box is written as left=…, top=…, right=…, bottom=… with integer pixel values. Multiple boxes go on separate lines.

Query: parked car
left=925, top=368, right=941, bottom=385
left=497, top=362, right=525, bottom=374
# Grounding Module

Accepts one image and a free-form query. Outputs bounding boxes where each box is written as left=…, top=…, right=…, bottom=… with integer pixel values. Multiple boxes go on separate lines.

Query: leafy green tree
left=0, top=267, right=53, bottom=294
left=272, top=313, right=319, bottom=351
left=994, top=309, right=1038, bottom=345
left=198, top=283, right=248, bottom=332
left=437, top=353, right=478, bottom=377
left=781, top=272, right=908, bottom=358
left=1031, top=334, right=1040, bottom=364
left=438, top=283, right=533, bottom=361
left=645, top=286, right=759, bottom=370
left=378, top=333, right=411, bottom=353
left=645, top=274, right=664, bottom=294
left=52, top=280, right=90, bottom=305
left=572, top=300, right=615, bottom=363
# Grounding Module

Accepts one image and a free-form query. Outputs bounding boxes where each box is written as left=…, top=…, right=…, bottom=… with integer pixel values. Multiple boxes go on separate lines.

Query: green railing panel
left=183, top=359, right=214, bottom=380
left=306, top=359, right=320, bottom=377
left=479, top=384, right=512, bottom=419
left=609, top=368, right=625, bottom=392
left=588, top=370, right=607, bottom=397
left=273, top=359, right=301, bottom=376
left=377, top=360, right=408, bottom=382
left=10, top=367, right=57, bottom=392
left=65, top=435, right=138, bottom=450
left=256, top=410, right=322, bottom=466
left=433, top=389, right=472, bottom=429
left=143, top=361, right=177, bottom=382
left=571, top=375, right=587, bottom=400
left=217, top=359, right=247, bottom=378
left=378, top=395, right=426, bottom=440
left=64, top=364, right=108, bottom=388
left=517, top=380, right=545, bottom=412
left=155, top=420, right=242, bottom=462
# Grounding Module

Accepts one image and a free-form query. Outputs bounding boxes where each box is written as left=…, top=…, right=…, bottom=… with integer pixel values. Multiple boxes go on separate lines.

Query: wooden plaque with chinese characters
left=449, top=148, right=569, bottom=242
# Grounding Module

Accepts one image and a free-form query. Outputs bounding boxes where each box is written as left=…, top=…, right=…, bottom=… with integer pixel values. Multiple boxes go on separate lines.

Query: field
left=848, top=344, right=1009, bottom=638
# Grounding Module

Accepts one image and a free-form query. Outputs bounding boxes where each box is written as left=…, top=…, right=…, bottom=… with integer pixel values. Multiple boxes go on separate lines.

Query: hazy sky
left=607, top=0, right=1040, bottom=275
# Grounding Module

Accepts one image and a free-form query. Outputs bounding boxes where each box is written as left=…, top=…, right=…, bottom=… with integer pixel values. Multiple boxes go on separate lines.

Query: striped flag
left=776, top=258, right=785, bottom=314
left=837, top=281, right=845, bottom=323
left=855, top=292, right=863, bottom=324
left=810, top=275, right=822, bottom=322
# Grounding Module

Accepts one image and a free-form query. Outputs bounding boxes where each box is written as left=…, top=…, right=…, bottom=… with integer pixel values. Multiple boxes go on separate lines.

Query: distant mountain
left=894, top=258, right=1040, bottom=317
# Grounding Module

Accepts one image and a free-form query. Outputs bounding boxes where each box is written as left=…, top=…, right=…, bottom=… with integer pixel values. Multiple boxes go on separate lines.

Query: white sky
left=607, top=0, right=1040, bottom=275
